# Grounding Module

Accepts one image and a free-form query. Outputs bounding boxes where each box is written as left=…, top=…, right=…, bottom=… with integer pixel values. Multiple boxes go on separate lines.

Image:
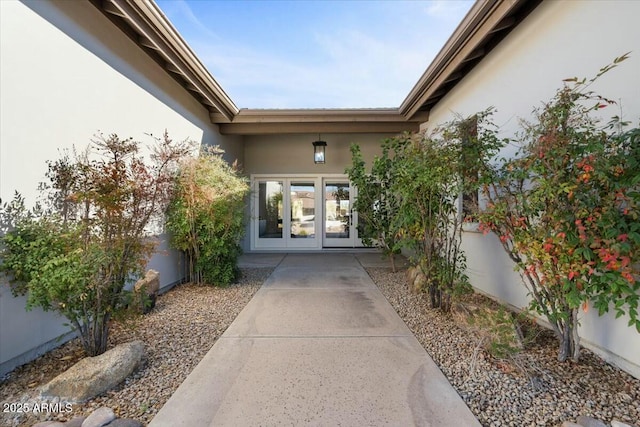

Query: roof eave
left=90, top=0, right=540, bottom=134
left=213, top=108, right=427, bottom=135
left=400, top=0, right=541, bottom=121
left=93, top=0, right=239, bottom=121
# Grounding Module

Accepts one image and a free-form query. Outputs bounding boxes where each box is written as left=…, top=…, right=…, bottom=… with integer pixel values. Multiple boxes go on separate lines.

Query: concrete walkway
left=149, top=253, right=480, bottom=426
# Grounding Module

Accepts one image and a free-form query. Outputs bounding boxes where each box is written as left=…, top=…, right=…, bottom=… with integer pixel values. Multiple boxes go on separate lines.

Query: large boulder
left=406, top=266, right=428, bottom=293
left=575, top=416, right=608, bottom=427
left=134, top=269, right=159, bottom=313
left=40, top=341, right=145, bottom=402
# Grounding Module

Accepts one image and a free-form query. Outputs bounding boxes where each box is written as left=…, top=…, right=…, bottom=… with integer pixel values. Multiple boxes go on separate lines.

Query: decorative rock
left=40, top=341, right=145, bottom=402
left=106, top=419, right=144, bottom=427
left=134, top=269, right=160, bottom=313
left=134, top=269, right=160, bottom=295
left=65, top=416, right=87, bottom=427
left=612, top=420, right=638, bottom=427
left=576, top=415, right=608, bottom=427
left=32, top=422, right=65, bottom=427
left=561, top=423, right=582, bottom=427
left=412, top=271, right=427, bottom=294
left=81, top=407, right=115, bottom=427
left=406, top=266, right=419, bottom=285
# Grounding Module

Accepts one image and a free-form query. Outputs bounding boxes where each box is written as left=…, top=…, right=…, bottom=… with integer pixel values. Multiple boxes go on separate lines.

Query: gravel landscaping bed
left=0, top=268, right=271, bottom=427
left=367, top=266, right=639, bottom=427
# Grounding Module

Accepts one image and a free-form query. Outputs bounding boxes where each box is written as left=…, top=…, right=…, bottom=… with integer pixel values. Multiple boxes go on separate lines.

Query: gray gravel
left=367, top=267, right=640, bottom=427
left=0, top=268, right=271, bottom=427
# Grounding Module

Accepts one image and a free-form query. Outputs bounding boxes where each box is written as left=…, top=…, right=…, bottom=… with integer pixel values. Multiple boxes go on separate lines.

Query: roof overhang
left=91, top=0, right=541, bottom=135
left=211, top=109, right=428, bottom=135
left=400, top=0, right=541, bottom=121
left=92, top=0, right=239, bottom=121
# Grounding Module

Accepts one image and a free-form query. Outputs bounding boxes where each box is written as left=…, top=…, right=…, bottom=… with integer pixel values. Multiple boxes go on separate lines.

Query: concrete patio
left=149, top=252, right=480, bottom=426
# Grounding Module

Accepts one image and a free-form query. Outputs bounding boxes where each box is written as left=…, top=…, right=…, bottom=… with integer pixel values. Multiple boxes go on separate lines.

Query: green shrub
left=0, top=132, right=190, bottom=356
left=478, top=55, right=640, bottom=362
left=346, top=142, right=401, bottom=271
left=349, top=110, right=502, bottom=312
left=165, top=146, right=249, bottom=285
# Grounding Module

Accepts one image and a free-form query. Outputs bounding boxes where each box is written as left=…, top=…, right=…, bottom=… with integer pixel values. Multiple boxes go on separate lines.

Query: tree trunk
left=570, top=308, right=580, bottom=361
left=442, top=293, right=451, bottom=313
left=557, top=308, right=580, bottom=362
left=83, top=313, right=110, bottom=357
left=389, top=253, right=396, bottom=273
left=429, top=283, right=441, bottom=309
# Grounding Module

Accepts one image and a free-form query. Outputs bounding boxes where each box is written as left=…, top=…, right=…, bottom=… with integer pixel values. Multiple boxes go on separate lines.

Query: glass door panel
left=290, top=182, right=315, bottom=239
left=258, top=181, right=283, bottom=239
left=324, top=182, right=353, bottom=247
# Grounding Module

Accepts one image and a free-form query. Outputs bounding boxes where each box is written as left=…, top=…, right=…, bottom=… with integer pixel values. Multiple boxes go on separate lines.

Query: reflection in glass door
left=254, top=178, right=319, bottom=249
left=290, top=183, right=315, bottom=239
left=324, top=182, right=355, bottom=247
left=258, top=181, right=283, bottom=240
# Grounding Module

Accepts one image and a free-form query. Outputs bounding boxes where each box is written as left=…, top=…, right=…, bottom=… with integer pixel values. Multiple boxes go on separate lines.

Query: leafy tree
left=478, top=55, right=640, bottom=362
left=165, top=146, right=249, bottom=285
left=346, top=142, right=401, bottom=271
left=390, top=111, right=502, bottom=311
left=348, top=111, right=501, bottom=310
left=0, top=132, right=191, bottom=356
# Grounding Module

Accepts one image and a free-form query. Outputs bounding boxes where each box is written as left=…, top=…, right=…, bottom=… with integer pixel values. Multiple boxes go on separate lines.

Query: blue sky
left=155, top=0, right=474, bottom=109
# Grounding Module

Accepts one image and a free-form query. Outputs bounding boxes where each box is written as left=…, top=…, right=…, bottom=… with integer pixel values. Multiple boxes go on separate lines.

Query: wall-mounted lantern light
left=312, top=138, right=327, bottom=164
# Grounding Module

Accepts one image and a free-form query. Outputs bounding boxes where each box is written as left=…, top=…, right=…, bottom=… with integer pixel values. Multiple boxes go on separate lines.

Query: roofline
left=91, top=0, right=540, bottom=133
left=400, top=0, right=540, bottom=120
left=93, top=0, right=239, bottom=120
left=213, top=108, right=428, bottom=135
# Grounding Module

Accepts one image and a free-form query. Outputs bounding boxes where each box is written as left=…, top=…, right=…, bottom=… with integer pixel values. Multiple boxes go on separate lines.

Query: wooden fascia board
left=210, top=109, right=425, bottom=124
left=102, top=0, right=239, bottom=120
left=400, top=0, right=525, bottom=120
left=102, top=1, right=127, bottom=17
left=218, top=121, right=421, bottom=135
left=211, top=108, right=428, bottom=135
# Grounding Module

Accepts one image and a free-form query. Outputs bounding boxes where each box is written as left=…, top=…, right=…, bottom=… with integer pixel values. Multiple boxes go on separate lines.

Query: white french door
left=252, top=175, right=365, bottom=250
left=254, top=177, right=320, bottom=249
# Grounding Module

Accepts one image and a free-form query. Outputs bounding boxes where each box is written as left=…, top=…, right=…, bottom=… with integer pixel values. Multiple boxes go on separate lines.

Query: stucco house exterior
left=1, top=0, right=639, bottom=378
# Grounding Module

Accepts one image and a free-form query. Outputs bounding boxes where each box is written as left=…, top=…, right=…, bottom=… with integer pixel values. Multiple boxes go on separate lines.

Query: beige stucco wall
left=425, top=1, right=640, bottom=377
left=243, top=132, right=395, bottom=175
left=0, top=0, right=239, bottom=375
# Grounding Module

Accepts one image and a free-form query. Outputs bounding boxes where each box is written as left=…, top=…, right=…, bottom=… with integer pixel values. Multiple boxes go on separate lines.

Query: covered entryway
left=242, top=132, right=411, bottom=253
